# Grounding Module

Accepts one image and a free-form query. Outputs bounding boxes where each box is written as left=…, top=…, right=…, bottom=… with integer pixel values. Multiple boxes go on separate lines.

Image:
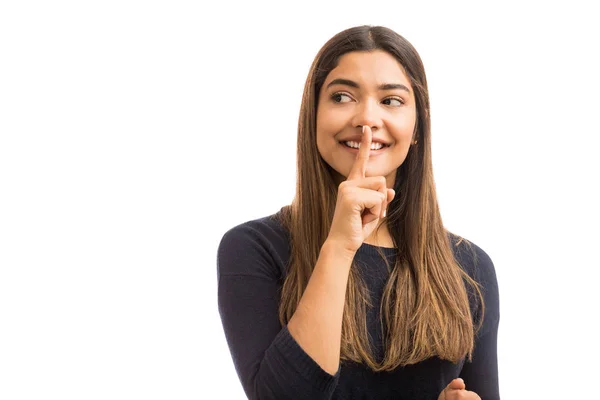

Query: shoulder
left=448, top=232, right=497, bottom=286
left=217, top=207, right=291, bottom=280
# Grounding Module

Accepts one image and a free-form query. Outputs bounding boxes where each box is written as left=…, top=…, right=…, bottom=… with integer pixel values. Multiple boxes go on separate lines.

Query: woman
left=217, top=25, right=500, bottom=400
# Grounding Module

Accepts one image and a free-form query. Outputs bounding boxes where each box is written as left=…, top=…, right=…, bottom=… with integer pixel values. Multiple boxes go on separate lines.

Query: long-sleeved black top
left=217, top=210, right=500, bottom=399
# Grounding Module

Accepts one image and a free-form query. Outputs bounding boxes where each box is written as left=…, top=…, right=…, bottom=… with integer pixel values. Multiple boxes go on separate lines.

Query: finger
left=358, top=189, right=386, bottom=226
left=343, top=176, right=388, bottom=220
left=353, top=176, right=386, bottom=220
left=447, top=378, right=465, bottom=391
left=342, top=176, right=387, bottom=191
left=347, top=125, right=372, bottom=181
left=439, top=378, right=467, bottom=400
left=446, top=390, right=481, bottom=400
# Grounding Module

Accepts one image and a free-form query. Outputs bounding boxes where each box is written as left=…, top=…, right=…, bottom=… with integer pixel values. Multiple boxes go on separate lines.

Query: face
left=316, top=50, right=417, bottom=188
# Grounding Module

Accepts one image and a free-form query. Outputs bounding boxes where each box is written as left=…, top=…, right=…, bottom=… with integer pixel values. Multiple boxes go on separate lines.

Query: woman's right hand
left=326, top=126, right=396, bottom=255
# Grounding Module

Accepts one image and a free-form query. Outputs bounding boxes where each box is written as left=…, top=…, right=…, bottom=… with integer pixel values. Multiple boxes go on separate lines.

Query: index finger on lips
left=347, top=125, right=372, bottom=181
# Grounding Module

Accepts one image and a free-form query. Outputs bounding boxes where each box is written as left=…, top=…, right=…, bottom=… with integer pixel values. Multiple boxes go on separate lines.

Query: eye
left=330, top=92, right=352, bottom=103
left=382, top=97, right=404, bottom=106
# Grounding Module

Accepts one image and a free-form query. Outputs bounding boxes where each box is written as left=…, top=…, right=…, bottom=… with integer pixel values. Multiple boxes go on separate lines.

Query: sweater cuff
left=271, top=325, right=340, bottom=392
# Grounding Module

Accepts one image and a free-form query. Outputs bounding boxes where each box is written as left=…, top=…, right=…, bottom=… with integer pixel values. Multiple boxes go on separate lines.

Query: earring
left=412, top=139, right=418, bottom=145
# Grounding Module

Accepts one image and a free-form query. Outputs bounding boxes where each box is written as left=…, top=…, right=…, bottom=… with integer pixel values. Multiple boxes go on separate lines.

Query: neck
left=364, top=219, right=394, bottom=248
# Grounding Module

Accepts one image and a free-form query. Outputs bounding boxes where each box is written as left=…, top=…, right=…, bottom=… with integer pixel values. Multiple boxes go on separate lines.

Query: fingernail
left=362, top=126, right=366, bottom=134
left=383, top=209, right=387, bottom=218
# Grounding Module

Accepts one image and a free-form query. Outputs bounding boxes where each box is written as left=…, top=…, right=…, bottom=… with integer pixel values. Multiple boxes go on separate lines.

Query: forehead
left=324, top=50, right=412, bottom=88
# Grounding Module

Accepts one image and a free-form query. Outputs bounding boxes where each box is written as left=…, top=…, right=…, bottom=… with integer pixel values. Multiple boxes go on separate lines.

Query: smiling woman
left=217, top=25, right=499, bottom=400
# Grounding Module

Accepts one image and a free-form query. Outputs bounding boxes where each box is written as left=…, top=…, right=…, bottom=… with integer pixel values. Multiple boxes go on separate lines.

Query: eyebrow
left=325, top=78, right=411, bottom=93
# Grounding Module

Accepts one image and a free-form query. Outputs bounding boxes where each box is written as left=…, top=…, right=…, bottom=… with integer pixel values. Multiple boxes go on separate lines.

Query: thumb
left=447, top=378, right=466, bottom=391
left=438, top=378, right=466, bottom=400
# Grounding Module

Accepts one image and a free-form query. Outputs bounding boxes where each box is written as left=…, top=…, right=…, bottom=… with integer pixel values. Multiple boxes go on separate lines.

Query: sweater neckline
left=359, top=242, right=398, bottom=257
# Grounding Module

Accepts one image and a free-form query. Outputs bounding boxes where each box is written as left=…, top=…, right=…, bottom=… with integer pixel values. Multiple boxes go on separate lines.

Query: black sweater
left=217, top=211, right=500, bottom=399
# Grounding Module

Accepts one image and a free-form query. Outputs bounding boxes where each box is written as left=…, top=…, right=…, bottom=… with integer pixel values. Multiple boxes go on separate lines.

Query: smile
left=339, top=141, right=390, bottom=156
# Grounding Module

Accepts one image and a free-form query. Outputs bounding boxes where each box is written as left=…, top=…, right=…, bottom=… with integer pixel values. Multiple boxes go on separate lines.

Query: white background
left=1, top=1, right=599, bottom=399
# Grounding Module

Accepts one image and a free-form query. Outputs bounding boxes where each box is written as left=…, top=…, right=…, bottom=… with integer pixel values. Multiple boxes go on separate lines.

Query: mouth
left=339, top=140, right=391, bottom=155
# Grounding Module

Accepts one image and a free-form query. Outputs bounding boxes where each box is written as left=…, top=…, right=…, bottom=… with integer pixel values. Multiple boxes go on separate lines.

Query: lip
left=339, top=141, right=389, bottom=156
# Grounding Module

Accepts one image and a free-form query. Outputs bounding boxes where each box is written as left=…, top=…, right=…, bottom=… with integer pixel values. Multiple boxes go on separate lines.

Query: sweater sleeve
left=217, top=223, right=340, bottom=400
left=458, top=243, right=500, bottom=399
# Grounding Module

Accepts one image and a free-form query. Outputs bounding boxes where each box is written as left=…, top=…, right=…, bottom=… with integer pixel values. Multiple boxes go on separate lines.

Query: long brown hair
left=276, top=25, right=484, bottom=371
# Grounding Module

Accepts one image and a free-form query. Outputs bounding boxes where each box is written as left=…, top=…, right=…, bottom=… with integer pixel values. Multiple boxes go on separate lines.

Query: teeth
left=344, top=141, right=384, bottom=150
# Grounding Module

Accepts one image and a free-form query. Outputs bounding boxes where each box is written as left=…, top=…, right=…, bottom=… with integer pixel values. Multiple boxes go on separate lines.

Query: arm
left=287, top=240, right=355, bottom=375
left=459, top=328, right=499, bottom=399
left=459, top=243, right=501, bottom=399
left=217, top=227, right=353, bottom=400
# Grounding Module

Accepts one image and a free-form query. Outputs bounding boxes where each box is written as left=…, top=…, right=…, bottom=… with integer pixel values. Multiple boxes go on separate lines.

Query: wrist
left=321, top=239, right=357, bottom=262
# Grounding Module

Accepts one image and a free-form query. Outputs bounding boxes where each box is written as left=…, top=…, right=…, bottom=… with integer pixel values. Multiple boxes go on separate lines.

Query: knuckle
left=338, top=184, right=351, bottom=196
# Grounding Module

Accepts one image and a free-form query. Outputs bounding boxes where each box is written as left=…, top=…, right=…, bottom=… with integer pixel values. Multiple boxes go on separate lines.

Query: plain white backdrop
left=1, top=1, right=599, bottom=399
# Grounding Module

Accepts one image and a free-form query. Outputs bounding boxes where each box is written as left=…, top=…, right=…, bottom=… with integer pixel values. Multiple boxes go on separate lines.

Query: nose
left=352, top=98, right=382, bottom=131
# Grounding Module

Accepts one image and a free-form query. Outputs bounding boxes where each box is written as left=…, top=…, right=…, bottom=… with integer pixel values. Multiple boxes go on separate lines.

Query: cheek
left=315, top=128, right=330, bottom=156
left=315, top=133, right=325, bottom=155
left=315, top=108, right=329, bottom=138
left=317, top=104, right=346, bottom=131
left=388, top=118, right=416, bottom=141
left=316, top=120, right=341, bottom=153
